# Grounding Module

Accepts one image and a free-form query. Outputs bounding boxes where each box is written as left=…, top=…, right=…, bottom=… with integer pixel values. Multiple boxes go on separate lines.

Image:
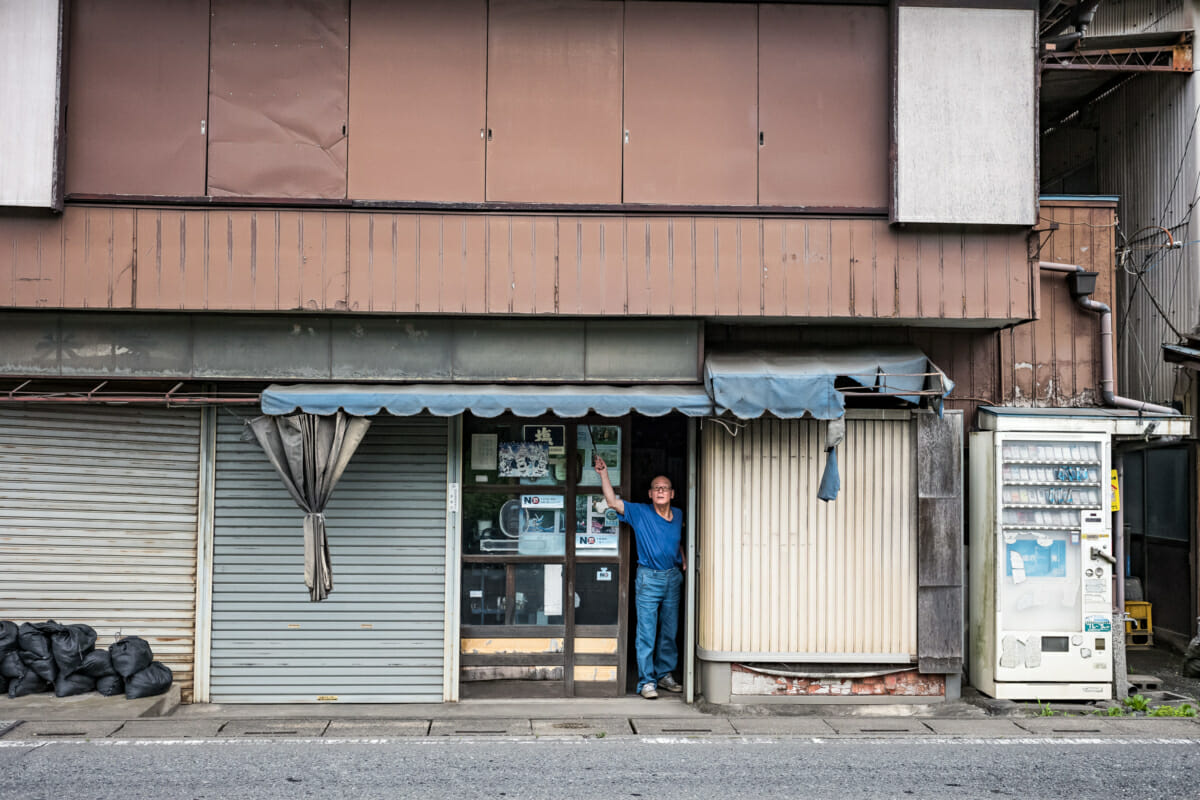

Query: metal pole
left=1113, top=453, right=1129, bottom=700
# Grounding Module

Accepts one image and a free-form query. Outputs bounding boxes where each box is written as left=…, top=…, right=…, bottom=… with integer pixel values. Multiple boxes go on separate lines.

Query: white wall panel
left=0, top=0, right=63, bottom=208
left=894, top=7, right=1036, bottom=225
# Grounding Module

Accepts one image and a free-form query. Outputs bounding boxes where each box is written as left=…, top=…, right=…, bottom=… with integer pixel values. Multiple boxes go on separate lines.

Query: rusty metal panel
left=207, top=0, right=349, bottom=198
left=486, top=0, right=622, bottom=203
left=347, top=0, right=484, bottom=202
left=65, top=0, right=208, bottom=197
left=758, top=4, right=887, bottom=208
left=623, top=2, right=757, bottom=205
left=699, top=414, right=917, bottom=659
left=0, top=405, right=201, bottom=699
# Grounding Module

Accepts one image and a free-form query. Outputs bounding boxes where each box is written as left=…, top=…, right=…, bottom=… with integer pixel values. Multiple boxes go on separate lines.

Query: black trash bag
left=50, top=623, right=97, bottom=674
left=0, top=651, right=24, bottom=679
left=109, top=636, right=153, bottom=678
left=78, top=648, right=116, bottom=678
left=54, top=671, right=96, bottom=698
left=125, top=661, right=172, bottom=700
left=8, top=669, right=50, bottom=698
left=18, top=650, right=57, bottom=683
left=1184, top=631, right=1200, bottom=678
left=17, top=622, right=52, bottom=660
left=95, top=673, right=124, bottom=697
left=0, top=621, right=18, bottom=656
left=0, top=674, right=7, bottom=694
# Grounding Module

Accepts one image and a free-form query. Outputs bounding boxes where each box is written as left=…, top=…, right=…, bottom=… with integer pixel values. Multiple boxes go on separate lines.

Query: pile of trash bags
left=0, top=621, right=172, bottom=700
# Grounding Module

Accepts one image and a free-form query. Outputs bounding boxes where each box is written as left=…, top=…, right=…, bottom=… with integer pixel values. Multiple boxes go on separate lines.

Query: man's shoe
left=640, top=683, right=659, bottom=699
left=658, top=674, right=683, bottom=693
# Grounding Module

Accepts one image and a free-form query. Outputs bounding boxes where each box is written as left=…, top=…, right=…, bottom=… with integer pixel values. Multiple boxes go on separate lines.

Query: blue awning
left=704, top=346, right=953, bottom=419
left=261, top=383, right=714, bottom=418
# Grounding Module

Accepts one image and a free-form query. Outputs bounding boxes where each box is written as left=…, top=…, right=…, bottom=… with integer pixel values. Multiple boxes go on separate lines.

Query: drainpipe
left=1039, top=261, right=1180, bottom=416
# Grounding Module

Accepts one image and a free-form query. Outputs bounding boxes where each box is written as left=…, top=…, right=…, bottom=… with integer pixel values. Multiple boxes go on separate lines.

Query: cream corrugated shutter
left=210, top=414, right=448, bottom=703
left=0, top=405, right=201, bottom=697
left=699, top=411, right=917, bottom=661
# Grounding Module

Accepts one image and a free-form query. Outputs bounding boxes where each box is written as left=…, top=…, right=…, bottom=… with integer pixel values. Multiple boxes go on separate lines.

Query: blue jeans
left=634, top=566, right=682, bottom=691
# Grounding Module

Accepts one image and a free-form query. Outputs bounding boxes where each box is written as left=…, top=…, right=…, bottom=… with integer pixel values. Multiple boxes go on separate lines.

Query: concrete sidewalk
left=2, top=689, right=1199, bottom=741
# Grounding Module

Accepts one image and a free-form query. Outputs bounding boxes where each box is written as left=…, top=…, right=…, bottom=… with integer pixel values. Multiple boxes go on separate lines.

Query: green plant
left=1037, top=700, right=1057, bottom=716
left=1092, top=705, right=1125, bottom=716
left=1123, top=694, right=1151, bottom=713
left=594, top=731, right=606, bottom=738
left=1149, top=704, right=1196, bottom=717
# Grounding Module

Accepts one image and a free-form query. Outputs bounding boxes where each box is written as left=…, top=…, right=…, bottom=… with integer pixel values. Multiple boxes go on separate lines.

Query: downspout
left=1039, top=261, right=1180, bottom=416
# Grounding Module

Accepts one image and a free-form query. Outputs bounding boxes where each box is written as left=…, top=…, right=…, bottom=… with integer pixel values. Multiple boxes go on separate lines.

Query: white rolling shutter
left=0, top=405, right=201, bottom=697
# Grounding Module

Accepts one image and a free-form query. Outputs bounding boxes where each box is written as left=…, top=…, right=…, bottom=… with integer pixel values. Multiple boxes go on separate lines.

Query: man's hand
left=594, top=455, right=623, bottom=514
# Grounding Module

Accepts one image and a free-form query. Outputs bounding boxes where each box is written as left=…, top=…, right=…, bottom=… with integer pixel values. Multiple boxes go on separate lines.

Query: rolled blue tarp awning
left=704, top=346, right=953, bottom=420
left=261, top=382, right=715, bottom=418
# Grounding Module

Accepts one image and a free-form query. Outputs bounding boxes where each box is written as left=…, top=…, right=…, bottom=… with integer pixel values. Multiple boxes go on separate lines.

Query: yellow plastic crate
left=1125, top=601, right=1153, bottom=647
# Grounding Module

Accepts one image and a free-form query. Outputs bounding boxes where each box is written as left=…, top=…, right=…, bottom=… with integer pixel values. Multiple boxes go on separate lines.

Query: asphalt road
left=1, top=737, right=1198, bottom=800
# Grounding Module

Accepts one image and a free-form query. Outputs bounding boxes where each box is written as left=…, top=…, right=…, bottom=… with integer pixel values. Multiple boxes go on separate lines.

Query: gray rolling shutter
left=0, top=405, right=201, bottom=697
left=211, top=414, right=448, bottom=702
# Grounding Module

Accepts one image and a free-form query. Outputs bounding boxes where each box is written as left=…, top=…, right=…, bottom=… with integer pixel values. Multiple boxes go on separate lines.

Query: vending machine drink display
left=970, top=431, right=1113, bottom=700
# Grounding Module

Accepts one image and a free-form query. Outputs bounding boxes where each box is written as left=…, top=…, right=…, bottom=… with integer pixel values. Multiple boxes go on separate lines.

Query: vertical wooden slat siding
left=699, top=415, right=917, bottom=658
left=0, top=207, right=1034, bottom=320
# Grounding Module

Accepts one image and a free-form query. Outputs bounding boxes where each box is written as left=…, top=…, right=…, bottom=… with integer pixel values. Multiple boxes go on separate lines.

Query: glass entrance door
left=459, top=414, right=631, bottom=698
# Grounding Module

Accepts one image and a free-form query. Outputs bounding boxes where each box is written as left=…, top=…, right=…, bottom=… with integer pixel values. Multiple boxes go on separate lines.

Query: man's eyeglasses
left=651, top=485, right=672, bottom=492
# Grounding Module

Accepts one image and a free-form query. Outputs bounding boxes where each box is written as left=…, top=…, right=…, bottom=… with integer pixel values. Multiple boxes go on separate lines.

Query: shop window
left=574, top=563, right=620, bottom=626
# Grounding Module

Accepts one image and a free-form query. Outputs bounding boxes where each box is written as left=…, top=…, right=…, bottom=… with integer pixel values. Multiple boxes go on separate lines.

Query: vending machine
left=970, top=429, right=1114, bottom=700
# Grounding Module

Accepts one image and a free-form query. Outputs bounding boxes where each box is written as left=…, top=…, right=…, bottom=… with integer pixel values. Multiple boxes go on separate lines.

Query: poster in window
left=498, top=441, right=549, bottom=478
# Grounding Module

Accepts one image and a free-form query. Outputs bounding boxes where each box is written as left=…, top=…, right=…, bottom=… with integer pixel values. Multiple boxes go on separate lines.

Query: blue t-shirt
left=618, top=502, right=683, bottom=571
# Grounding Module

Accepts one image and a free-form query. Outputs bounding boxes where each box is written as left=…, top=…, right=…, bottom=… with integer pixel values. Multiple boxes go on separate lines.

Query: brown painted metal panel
left=874, top=223, right=898, bottom=318
left=534, top=218, right=559, bottom=314
left=461, top=216, right=488, bottom=314
left=348, top=0, right=485, bottom=202
left=624, top=221, right=648, bottom=315
left=508, top=218, right=534, bottom=313
left=806, top=220, right=832, bottom=317
left=849, top=220, right=876, bottom=317
left=896, top=235, right=920, bottom=319
left=829, top=221, right=852, bottom=317
left=1011, top=234, right=1033, bottom=321
left=346, top=214, right=372, bottom=312
left=963, top=237, right=987, bottom=319
left=275, top=212, right=303, bottom=311
left=386, top=215, right=416, bottom=313
left=984, top=235, right=1009, bottom=321
left=758, top=4, right=888, bottom=208
left=940, top=234, right=964, bottom=319
left=916, top=233, right=942, bottom=319
left=487, top=217, right=511, bottom=313
left=623, top=2, right=758, bottom=205
left=760, top=219, right=785, bottom=317
left=208, top=0, right=349, bottom=198
left=440, top=217, right=466, bottom=314
left=646, top=219, right=672, bottom=316
left=735, top=219, right=761, bottom=316
left=3, top=207, right=1038, bottom=320
left=670, top=218, right=696, bottom=316
left=486, top=0, right=622, bottom=203
left=66, top=0, right=209, bottom=197
left=416, top=216, right=441, bottom=313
